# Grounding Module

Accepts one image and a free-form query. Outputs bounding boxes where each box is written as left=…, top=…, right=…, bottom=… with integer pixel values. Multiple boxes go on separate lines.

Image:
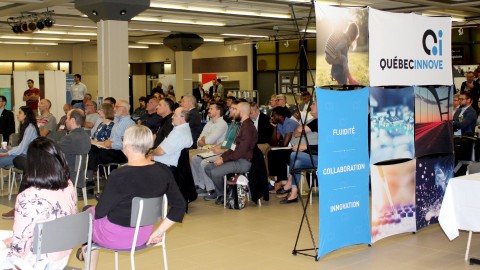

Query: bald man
left=203, top=102, right=258, bottom=204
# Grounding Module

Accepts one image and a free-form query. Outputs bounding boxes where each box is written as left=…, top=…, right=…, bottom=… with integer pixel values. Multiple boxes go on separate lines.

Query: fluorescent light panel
left=129, top=45, right=149, bottom=49
left=137, top=41, right=163, bottom=45
left=132, top=16, right=225, bottom=26
left=36, top=30, right=97, bottom=36
left=203, top=38, right=224, bottom=42
left=150, top=3, right=291, bottom=19
left=0, top=41, right=57, bottom=45
left=221, top=33, right=269, bottom=38
left=0, top=35, right=90, bottom=42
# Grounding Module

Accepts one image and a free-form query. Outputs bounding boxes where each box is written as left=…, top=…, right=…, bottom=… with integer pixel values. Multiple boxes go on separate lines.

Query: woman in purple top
left=79, top=125, right=186, bottom=270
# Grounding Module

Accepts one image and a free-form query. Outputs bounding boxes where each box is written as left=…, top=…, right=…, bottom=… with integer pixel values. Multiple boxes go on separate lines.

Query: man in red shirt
left=23, top=79, right=40, bottom=114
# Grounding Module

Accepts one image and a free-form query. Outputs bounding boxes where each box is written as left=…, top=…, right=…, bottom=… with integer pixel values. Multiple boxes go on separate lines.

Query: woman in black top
left=82, top=125, right=186, bottom=270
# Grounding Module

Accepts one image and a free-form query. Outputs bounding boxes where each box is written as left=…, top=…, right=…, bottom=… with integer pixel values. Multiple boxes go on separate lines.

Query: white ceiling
left=0, top=0, right=478, bottom=47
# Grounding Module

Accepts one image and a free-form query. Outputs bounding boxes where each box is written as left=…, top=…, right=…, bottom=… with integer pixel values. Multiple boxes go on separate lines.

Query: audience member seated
left=167, top=93, right=179, bottom=109
left=103, top=96, right=116, bottom=106
left=198, top=94, right=211, bottom=118
left=56, top=103, right=72, bottom=132
left=453, top=91, right=477, bottom=136
left=84, top=100, right=100, bottom=134
left=153, top=98, right=175, bottom=147
left=249, top=101, right=273, bottom=149
left=91, top=103, right=115, bottom=141
left=73, top=93, right=92, bottom=111
left=267, top=106, right=299, bottom=192
left=77, top=125, right=186, bottom=270
left=0, top=106, right=39, bottom=168
left=223, top=96, right=236, bottom=121
left=0, top=137, right=77, bottom=269
left=275, top=94, right=292, bottom=118
left=138, top=96, right=161, bottom=133
left=278, top=101, right=318, bottom=204
left=132, top=96, right=147, bottom=121
left=189, top=102, right=228, bottom=159
left=191, top=102, right=239, bottom=197
left=151, top=107, right=193, bottom=174
left=37, top=99, right=57, bottom=137
left=204, top=102, right=258, bottom=205
left=87, top=99, right=135, bottom=184
left=180, top=94, right=202, bottom=148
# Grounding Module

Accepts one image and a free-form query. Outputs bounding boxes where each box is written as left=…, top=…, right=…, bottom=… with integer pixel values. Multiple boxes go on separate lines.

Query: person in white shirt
left=151, top=107, right=193, bottom=171
left=70, top=74, right=87, bottom=106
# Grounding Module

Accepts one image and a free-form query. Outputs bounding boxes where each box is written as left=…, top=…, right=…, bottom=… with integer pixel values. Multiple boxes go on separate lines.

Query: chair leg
left=114, top=251, right=119, bottom=270
left=130, top=249, right=136, bottom=270
left=96, top=167, right=101, bottom=194
left=162, top=244, right=168, bottom=270
left=466, top=231, right=473, bottom=261
left=223, top=175, right=227, bottom=208
left=309, top=173, right=313, bottom=206
left=8, top=170, right=15, bottom=201
left=82, top=187, right=88, bottom=206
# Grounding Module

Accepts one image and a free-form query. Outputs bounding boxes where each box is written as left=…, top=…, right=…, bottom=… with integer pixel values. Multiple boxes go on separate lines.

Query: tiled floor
left=0, top=189, right=479, bottom=270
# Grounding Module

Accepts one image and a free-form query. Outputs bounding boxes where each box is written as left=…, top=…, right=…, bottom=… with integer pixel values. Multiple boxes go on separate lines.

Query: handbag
left=225, top=174, right=249, bottom=210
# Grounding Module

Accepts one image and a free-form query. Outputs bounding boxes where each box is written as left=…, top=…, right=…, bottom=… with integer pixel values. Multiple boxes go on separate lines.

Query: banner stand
left=286, top=2, right=320, bottom=261
left=292, top=168, right=319, bottom=261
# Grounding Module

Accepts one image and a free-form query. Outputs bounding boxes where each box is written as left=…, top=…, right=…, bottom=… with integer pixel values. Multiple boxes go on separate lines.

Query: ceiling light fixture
left=222, top=33, right=269, bottom=38
left=129, top=45, right=149, bottom=49
left=458, top=27, right=464, bottom=35
left=7, top=10, right=55, bottom=34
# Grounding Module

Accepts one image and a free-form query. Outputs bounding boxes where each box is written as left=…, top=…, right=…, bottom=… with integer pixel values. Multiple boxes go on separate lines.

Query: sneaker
left=1, top=209, right=14, bottom=220
left=204, top=192, right=218, bottom=201
left=196, top=187, right=208, bottom=196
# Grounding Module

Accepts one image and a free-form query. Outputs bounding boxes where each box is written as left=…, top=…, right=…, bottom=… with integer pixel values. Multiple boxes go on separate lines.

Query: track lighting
left=7, top=10, right=55, bottom=34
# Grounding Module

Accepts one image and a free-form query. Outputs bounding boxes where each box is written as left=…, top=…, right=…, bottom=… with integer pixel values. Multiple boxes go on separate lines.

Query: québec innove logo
left=379, top=29, right=444, bottom=71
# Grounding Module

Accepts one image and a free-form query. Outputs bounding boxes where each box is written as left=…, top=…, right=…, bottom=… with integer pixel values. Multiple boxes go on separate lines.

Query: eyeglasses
left=115, top=105, right=126, bottom=108
left=459, top=98, right=466, bottom=100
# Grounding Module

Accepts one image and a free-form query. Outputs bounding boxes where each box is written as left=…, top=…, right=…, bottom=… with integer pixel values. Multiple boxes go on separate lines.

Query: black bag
left=225, top=175, right=248, bottom=209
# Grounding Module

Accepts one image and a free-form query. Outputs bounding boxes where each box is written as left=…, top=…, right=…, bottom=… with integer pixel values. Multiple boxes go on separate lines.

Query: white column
left=175, top=51, right=193, bottom=99
left=97, top=20, right=129, bottom=101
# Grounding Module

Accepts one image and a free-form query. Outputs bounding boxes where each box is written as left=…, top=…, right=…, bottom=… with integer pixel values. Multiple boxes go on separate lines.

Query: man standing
left=0, top=96, right=14, bottom=144
left=151, top=81, right=164, bottom=96
left=204, top=102, right=258, bottom=204
left=216, top=79, right=225, bottom=98
left=151, top=107, right=193, bottom=171
left=208, top=79, right=217, bottom=98
left=460, top=72, right=480, bottom=112
left=193, top=82, right=205, bottom=102
left=453, top=92, right=477, bottom=136
left=36, top=99, right=57, bottom=137
left=23, top=79, right=40, bottom=114
left=138, top=96, right=162, bottom=133
left=59, top=108, right=92, bottom=188
left=87, top=99, right=135, bottom=181
left=84, top=100, right=100, bottom=134
left=180, top=94, right=202, bottom=148
left=70, top=74, right=88, bottom=106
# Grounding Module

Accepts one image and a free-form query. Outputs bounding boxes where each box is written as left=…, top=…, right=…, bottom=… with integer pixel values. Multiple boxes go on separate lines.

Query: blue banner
left=317, top=87, right=371, bottom=258
left=66, top=74, right=75, bottom=104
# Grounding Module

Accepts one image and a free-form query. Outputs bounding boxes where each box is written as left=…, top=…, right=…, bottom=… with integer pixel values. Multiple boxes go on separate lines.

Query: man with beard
left=204, top=102, right=258, bottom=204
left=191, top=100, right=240, bottom=197
left=453, top=92, right=477, bottom=136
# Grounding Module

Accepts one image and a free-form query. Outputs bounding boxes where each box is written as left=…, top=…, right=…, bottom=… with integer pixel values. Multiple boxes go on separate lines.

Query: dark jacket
left=153, top=113, right=174, bottom=148
left=188, top=108, right=202, bottom=149
left=0, top=109, right=14, bottom=144
left=248, top=146, right=269, bottom=202
left=58, top=128, right=92, bottom=187
left=257, top=112, right=273, bottom=144
left=453, top=105, right=477, bottom=136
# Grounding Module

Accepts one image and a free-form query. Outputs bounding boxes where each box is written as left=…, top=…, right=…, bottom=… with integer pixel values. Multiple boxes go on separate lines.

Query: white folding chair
left=92, top=196, right=169, bottom=270
left=9, top=167, right=23, bottom=201
left=96, top=163, right=125, bottom=193
left=28, top=211, right=93, bottom=270
left=74, top=154, right=89, bottom=206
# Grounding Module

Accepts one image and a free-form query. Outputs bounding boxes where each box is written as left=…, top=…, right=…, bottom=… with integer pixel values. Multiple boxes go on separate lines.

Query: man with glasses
left=453, top=92, right=477, bottom=136
left=0, top=96, right=14, bottom=144
left=87, top=99, right=135, bottom=185
left=460, top=72, right=480, bottom=113
left=83, top=100, right=99, bottom=134
left=151, top=107, right=193, bottom=173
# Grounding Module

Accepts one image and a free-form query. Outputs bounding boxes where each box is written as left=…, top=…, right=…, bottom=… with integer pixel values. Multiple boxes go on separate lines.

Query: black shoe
left=280, top=197, right=298, bottom=204
left=276, top=187, right=291, bottom=195
left=215, top=195, right=224, bottom=205
left=95, top=193, right=102, bottom=201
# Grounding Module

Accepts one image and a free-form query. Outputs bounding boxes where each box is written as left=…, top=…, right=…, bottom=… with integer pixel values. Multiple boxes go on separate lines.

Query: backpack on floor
left=225, top=174, right=249, bottom=210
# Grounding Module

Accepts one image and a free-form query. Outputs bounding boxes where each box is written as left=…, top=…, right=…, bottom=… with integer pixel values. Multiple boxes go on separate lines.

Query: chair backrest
left=33, top=211, right=92, bottom=267
left=468, top=162, right=480, bottom=174
left=74, top=154, right=88, bottom=188
left=130, top=196, right=166, bottom=227
left=9, top=133, right=19, bottom=147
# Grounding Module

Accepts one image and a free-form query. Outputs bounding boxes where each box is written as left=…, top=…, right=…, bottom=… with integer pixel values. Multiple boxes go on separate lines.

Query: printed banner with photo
left=371, top=160, right=416, bottom=243
left=314, top=3, right=369, bottom=87
left=414, top=86, right=454, bottom=158
left=316, top=87, right=371, bottom=258
left=416, top=154, right=454, bottom=230
left=370, top=87, right=415, bottom=164
left=66, top=74, right=74, bottom=104
left=369, top=8, right=452, bottom=86
left=0, top=75, right=12, bottom=110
